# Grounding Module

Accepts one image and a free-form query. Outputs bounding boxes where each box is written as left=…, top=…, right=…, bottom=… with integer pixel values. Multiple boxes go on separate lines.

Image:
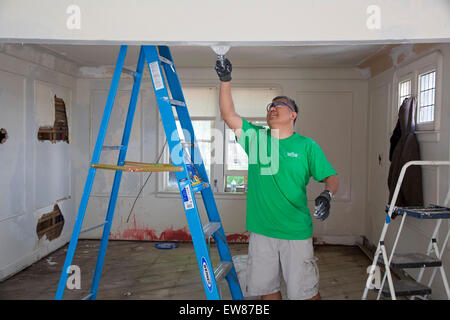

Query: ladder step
left=214, top=261, right=232, bottom=283
left=170, top=99, right=186, bottom=107
left=203, top=222, right=221, bottom=238
left=80, top=221, right=107, bottom=234
left=158, top=55, right=173, bottom=66
left=182, top=142, right=196, bottom=147
left=122, top=68, right=141, bottom=78
left=377, top=253, right=442, bottom=269
left=386, top=205, right=450, bottom=219
left=377, top=279, right=431, bottom=298
left=390, top=253, right=442, bottom=269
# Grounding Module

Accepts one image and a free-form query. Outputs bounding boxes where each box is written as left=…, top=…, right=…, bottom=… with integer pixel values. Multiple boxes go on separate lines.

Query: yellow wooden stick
left=91, top=163, right=183, bottom=172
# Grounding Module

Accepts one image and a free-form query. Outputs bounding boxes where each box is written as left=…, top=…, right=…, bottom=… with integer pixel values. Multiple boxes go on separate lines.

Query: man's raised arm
left=215, top=57, right=243, bottom=139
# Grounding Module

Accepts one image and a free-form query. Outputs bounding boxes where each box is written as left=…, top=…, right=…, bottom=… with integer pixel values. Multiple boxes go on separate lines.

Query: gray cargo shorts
left=246, top=232, right=320, bottom=300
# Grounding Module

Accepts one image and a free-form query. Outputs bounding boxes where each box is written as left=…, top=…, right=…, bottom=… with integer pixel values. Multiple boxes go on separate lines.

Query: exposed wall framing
left=0, top=128, right=7, bottom=144
left=36, top=204, right=65, bottom=241
left=37, top=95, right=69, bottom=143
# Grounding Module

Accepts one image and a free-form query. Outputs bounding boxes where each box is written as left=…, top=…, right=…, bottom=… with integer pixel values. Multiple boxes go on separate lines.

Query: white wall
left=365, top=44, right=450, bottom=299
left=73, top=63, right=368, bottom=246
left=0, top=44, right=77, bottom=281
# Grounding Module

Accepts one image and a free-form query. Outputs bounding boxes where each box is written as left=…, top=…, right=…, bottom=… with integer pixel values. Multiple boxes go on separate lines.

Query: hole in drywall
left=0, top=128, right=8, bottom=144
left=36, top=204, right=65, bottom=241
left=37, top=95, right=69, bottom=143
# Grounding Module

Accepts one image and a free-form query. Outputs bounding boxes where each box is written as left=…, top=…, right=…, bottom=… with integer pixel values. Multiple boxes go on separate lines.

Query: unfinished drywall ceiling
left=37, top=44, right=386, bottom=68
left=357, top=43, right=441, bottom=77
left=1, top=0, right=449, bottom=45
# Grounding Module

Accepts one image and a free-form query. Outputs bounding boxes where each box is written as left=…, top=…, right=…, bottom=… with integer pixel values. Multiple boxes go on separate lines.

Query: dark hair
left=272, top=95, right=299, bottom=124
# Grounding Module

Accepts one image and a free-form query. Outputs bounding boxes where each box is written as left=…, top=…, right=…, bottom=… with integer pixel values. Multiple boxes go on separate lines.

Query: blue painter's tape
left=155, top=242, right=178, bottom=250
left=386, top=214, right=391, bottom=224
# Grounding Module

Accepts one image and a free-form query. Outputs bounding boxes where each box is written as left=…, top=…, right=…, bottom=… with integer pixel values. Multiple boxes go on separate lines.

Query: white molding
left=415, top=130, right=440, bottom=143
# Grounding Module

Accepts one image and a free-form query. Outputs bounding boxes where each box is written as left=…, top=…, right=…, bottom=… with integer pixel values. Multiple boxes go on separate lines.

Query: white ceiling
left=37, top=44, right=385, bottom=68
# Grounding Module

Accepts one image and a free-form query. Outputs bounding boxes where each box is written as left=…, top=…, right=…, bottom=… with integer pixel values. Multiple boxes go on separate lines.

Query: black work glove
left=314, top=190, right=332, bottom=221
left=215, top=57, right=232, bottom=82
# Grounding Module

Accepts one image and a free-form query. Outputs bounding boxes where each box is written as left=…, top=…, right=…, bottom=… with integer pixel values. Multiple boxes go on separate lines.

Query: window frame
left=416, top=68, right=437, bottom=129
left=393, top=51, right=442, bottom=132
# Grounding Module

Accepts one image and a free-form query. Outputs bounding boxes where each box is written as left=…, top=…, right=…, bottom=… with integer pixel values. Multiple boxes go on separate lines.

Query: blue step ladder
left=55, top=45, right=243, bottom=300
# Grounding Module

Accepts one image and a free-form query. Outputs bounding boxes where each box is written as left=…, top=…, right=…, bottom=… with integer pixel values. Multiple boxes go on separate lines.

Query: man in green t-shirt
left=215, top=57, right=339, bottom=300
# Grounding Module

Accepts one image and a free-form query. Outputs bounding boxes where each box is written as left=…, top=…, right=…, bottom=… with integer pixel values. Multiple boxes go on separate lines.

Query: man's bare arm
left=219, top=82, right=243, bottom=139
left=323, top=174, right=339, bottom=195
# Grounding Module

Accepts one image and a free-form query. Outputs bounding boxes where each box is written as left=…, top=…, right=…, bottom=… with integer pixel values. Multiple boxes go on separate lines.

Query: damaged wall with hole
left=0, top=44, right=77, bottom=281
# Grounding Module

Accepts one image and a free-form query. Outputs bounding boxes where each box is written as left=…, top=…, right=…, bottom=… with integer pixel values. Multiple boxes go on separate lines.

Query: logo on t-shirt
left=287, top=152, right=298, bottom=158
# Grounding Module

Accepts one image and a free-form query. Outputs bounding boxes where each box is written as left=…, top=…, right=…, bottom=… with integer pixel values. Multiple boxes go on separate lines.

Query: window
left=417, top=70, right=436, bottom=123
left=161, top=86, right=217, bottom=191
left=395, top=51, right=442, bottom=132
left=167, top=120, right=214, bottom=190
left=159, top=85, right=281, bottom=195
left=398, top=79, right=411, bottom=108
left=222, top=87, right=280, bottom=193
left=224, top=120, right=268, bottom=193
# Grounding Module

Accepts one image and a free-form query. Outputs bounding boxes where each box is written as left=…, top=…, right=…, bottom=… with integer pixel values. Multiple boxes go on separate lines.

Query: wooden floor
left=0, top=240, right=380, bottom=300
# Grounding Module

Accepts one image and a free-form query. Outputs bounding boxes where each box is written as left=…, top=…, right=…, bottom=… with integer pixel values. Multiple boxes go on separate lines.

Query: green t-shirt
left=238, top=118, right=337, bottom=240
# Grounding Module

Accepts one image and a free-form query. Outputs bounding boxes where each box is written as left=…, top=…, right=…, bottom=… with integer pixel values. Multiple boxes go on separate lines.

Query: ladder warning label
left=149, top=61, right=164, bottom=90
left=182, top=184, right=194, bottom=210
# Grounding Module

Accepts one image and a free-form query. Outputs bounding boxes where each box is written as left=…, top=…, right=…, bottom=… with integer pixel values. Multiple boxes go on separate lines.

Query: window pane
left=182, top=87, right=218, bottom=117
left=225, top=120, right=268, bottom=172
left=398, top=79, right=411, bottom=108
left=175, top=120, right=212, bottom=142
left=167, top=120, right=213, bottom=189
left=226, top=129, right=248, bottom=171
left=224, top=175, right=247, bottom=193
left=418, top=71, right=436, bottom=123
left=192, top=121, right=212, bottom=141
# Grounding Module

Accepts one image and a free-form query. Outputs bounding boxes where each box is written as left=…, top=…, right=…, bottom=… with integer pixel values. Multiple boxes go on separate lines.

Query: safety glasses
left=266, top=101, right=295, bottom=113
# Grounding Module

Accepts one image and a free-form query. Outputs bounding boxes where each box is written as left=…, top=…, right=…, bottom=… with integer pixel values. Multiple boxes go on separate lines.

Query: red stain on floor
left=110, top=216, right=249, bottom=243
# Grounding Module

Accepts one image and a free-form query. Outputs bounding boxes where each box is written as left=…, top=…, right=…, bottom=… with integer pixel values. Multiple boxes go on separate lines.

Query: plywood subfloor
left=0, top=240, right=380, bottom=300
